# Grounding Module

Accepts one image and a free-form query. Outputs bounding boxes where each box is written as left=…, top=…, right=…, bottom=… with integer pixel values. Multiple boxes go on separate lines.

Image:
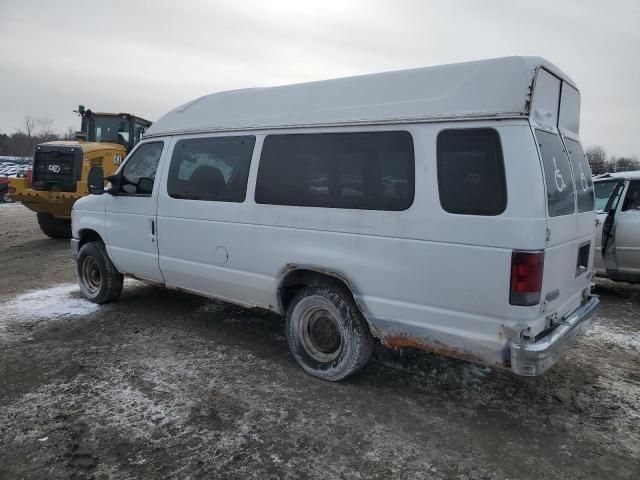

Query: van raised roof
left=145, top=56, right=575, bottom=137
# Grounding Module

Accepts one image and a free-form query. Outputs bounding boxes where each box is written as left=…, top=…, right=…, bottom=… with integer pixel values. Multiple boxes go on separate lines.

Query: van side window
left=255, top=131, right=414, bottom=211
left=535, top=130, right=575, bottom=217
left=167, top=136, right=255, bottom=202
left=121, top=141, right=164, bottom=195
left=436, top=129, right=507, bottom=216
left=564, top=138, right=594, bottom=212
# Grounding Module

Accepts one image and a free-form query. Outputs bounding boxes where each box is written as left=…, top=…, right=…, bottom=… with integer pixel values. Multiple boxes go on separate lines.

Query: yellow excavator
left=8, top=106, right=152, bottom=238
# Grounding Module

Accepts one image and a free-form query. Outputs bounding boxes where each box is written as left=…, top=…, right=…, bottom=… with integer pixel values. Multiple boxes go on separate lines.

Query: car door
left=600, top=181, right=627, bottom=275
left=105, top=140, right=168, bottom=282
left=614, top=180, right=640, bottom=276
left=593, top=180, right=622, bottom=274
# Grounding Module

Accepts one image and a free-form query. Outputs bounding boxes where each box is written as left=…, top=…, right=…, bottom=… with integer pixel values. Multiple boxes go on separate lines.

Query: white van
left=72, top=56, right=599, bottom=380
left=594, top=171, right=640, bottom=282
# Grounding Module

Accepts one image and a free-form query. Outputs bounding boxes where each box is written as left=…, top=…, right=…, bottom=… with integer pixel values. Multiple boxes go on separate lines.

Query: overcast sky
left=0, top=0, right=638, bottom=156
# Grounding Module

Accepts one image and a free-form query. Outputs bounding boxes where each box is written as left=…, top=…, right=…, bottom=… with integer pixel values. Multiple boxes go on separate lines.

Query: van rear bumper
left=510, top=295, right=600, bottom=376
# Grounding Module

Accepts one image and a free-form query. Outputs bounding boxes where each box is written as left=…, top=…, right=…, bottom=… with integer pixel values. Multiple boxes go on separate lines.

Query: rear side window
left=255, top=131, right=414, bottom=211
left=564, top=138, right=594, bottom=212
left=436, top=128, right=506, bottom=216
left=536, top=130, right=575, bottom=217
left=167, top=136, right=255, bottom=202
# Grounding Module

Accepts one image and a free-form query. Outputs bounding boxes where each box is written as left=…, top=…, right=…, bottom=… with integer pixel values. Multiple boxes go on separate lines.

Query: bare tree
left=37, top=117, right=57, bottom=142
left=62, top=127, right=76, bottom=140
left=585, top=145, right=608, bottom=175
left=23, top=115, right=38, bottom=140
left=612, top=155, right=640, bottom=172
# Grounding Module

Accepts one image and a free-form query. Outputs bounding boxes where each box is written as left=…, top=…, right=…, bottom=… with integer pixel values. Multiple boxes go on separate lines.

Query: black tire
left=0, top=188, right=12, bottom=203
left=286, top=286, right=374, bottom=381
left=37, top=213, right=71, bottom=239
left=76, top=241, right=123, bottom=304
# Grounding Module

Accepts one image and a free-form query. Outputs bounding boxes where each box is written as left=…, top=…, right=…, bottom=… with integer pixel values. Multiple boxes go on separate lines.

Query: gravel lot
left=1, top=203, right=639, bottom=479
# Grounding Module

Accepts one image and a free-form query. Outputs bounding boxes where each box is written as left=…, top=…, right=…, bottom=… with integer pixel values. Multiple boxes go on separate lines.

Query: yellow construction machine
left=8, top=106, right=152, bottom=238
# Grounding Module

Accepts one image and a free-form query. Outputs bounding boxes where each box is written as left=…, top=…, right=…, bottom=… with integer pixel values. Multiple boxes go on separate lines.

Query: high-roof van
left=72, top=56, right=599, bottom=381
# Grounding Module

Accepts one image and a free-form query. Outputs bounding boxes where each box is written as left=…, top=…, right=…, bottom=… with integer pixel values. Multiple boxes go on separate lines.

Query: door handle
left=149, top=218, right=156, bottom=243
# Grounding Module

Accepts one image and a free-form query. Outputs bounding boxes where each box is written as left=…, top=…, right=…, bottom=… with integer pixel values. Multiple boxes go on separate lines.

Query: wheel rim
left=81, top=256, right=101, bottom=294
left=2, top=192, right=11, bottom=203
left=300, top=305, right=342, bottom=362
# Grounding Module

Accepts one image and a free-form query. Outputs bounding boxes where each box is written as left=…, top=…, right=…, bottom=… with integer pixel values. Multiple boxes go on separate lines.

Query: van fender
left=276, top=263, right=384, bottom=337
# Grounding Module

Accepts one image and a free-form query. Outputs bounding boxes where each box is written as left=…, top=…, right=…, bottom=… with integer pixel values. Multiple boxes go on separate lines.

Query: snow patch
left=0, top=279, right=147, bottom=337
left=586, top=323, right=640, bottom=352
left=0, top=284, right=99, bottom=334
left=2, top=284, right=99, bottom=320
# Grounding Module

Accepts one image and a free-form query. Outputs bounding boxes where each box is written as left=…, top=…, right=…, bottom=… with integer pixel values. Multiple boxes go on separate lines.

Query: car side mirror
left=138, top=177, right=154, bottom=195
left=88, top=167, right=105, bottom=195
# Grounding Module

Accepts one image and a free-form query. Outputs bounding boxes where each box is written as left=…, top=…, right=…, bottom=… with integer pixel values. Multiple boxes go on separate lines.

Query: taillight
left=510, top=250, right=544, bottom=306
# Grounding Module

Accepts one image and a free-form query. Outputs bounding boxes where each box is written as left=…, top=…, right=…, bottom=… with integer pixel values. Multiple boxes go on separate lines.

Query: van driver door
left=105, top=140, right=167, bottom=283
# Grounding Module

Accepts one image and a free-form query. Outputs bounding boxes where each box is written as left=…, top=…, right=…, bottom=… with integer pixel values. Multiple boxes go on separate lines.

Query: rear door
left=530, top=69, right=593, bottom=319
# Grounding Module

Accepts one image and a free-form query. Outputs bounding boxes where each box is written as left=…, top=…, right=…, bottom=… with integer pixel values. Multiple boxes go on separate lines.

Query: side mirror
left=138, top=177, right=154, bottom=195
left=105, top=172, right=121, bottom=194
left=88, top=167, right=105, bottom=195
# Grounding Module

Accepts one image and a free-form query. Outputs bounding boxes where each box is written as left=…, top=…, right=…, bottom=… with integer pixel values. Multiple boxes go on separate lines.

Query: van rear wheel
left=286, top=286, right=374, bottom=381
left=36, top=213, right=71, bottom=239
left=77, top=241, right=123, bottom=304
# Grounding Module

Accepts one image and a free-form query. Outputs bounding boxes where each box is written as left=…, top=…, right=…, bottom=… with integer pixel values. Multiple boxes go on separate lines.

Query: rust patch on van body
left=381, top=333, right=508, bottom=367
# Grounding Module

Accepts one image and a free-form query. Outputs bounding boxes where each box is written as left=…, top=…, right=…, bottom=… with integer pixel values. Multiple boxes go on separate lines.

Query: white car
left=71, top=56, right=599, bottom=381
left=594, top=171, right=640, bottom=283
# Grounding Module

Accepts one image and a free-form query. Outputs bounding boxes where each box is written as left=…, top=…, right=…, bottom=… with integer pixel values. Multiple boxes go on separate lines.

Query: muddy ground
left=0, top=203, right=639, bottom=480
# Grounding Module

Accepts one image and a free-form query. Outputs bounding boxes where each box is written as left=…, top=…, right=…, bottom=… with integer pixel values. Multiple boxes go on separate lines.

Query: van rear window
left=536, top=130, right=575, bottom=217
left=564, top=138, right=594, bottom=212
left=436, top=128, right=506, bottom=216
left=255, top=131, right=414, bottom=211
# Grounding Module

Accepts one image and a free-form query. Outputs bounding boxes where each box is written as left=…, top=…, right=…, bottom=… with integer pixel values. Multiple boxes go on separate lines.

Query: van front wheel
left=76, top=241, right=123, bottom=304
left=286, top=286, right=374, bottom=381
